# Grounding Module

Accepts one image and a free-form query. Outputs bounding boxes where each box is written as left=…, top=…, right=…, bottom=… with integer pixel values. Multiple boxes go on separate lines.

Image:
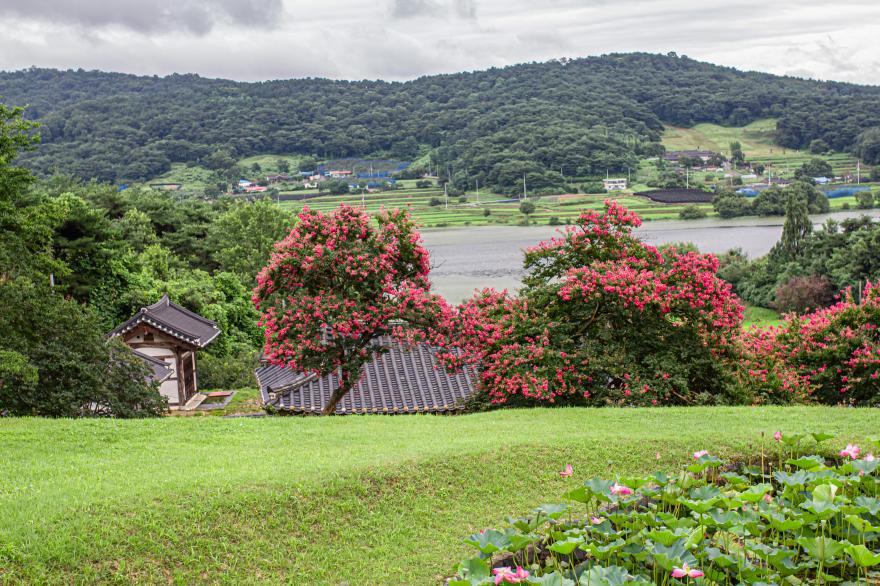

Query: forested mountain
left=2, top=53, right=880, bottom=192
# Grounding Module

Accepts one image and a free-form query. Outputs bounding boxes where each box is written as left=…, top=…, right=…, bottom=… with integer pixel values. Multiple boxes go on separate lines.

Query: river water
left=422, top=210, right=880, bottom=302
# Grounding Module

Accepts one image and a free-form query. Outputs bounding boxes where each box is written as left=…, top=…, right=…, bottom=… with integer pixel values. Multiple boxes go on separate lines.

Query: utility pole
left=361, top=188, right=366, bottom=209
left=686, top=166, right=689, bottom=189
left=522, top=173, right=527, bottom=201
left=475, top=178, right=480, bottom=204
left=857, top=161, right=861, bottom=184
left=444, top=181, right=448, bottom=210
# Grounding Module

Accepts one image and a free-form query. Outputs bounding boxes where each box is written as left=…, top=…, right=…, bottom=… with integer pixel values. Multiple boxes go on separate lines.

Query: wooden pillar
left=190, top=351, right=199, bottom=394
left=175, top=348, right=186, bottom=406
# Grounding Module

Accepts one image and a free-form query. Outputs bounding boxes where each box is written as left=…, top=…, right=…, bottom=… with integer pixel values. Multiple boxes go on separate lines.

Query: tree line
left=3, top=53, right=880, bottom=194
left=0, top=104, right=292, bottom=416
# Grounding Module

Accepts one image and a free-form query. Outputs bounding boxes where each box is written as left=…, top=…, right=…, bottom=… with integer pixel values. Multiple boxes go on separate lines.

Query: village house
left=255, top=337, right=477, bottom=415
left=265, top=174, right=293, bottom=184
left=109, top=295, right=220, bottom=408
left=663, top=150, right=719, bottom=164
left=327, top=169, right=353, bottom=179
left=603, top=178, right=627, bottom=191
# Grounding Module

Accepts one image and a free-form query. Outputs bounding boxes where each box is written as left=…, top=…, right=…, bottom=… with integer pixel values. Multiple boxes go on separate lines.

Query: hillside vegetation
left=1, top=408, right=877, bottom=584
left=3, top=53, right=880, bottom=193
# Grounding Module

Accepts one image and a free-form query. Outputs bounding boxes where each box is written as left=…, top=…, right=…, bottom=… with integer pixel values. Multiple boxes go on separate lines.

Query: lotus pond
left=452, top=433, right=880, bottom=585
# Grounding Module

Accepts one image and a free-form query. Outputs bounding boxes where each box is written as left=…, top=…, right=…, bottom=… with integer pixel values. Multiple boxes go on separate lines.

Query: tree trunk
left=321, top=370, right=357, bottom=415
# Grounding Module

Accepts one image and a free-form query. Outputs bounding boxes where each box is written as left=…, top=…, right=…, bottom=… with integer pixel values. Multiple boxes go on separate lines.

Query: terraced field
left=274, top=186, right=707, bottom=227
left=662, top=119, right=866, bottom=178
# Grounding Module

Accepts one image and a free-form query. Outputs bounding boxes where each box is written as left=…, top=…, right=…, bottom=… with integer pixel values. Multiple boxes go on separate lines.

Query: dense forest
left=2, top=53, right=880, bottom=193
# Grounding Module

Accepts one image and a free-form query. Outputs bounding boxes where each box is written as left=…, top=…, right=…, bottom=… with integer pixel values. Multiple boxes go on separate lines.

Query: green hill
left=3, top=53, right=880, bottom=194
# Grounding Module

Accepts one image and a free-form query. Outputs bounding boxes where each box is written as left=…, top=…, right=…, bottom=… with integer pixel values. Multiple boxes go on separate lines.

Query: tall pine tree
left=771, top=192, right=812, bottom=262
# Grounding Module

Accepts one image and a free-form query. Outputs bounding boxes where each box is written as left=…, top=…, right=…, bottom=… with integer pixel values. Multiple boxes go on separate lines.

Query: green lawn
left=743, top=305, right=783, bottom=329
left=1, top=407, right=877, bottom=584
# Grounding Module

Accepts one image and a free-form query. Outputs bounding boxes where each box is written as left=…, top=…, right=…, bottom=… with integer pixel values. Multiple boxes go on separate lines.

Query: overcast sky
left=1, top=0, right=878, bottom=84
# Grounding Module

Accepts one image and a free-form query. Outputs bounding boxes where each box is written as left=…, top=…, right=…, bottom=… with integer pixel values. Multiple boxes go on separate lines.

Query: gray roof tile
left=109, top=294, right=220, bottom=348
left=255, top=338, right=477, bottom=414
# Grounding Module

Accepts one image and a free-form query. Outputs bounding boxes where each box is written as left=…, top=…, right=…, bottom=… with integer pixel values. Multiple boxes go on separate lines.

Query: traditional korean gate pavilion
left=109, top=294, right=220, bottom=407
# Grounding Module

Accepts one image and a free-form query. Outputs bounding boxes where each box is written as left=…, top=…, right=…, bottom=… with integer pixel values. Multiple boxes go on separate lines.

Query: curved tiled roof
left=255, top=338, right=477, bottom=415
left=109, top=294, right=220, bottom=348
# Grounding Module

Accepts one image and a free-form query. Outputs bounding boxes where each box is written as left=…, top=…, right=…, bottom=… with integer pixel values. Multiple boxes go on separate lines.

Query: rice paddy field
left=275, top=187, right=701, bottom=227
left=1, top=407, right=877, bottom=584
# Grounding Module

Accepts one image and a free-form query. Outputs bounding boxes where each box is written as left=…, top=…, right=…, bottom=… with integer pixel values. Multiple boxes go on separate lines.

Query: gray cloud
left=391, top=0, right=476, bottom=19
left=0, top=0, right=879, bottom=84
left=0, top=0, right=283, bottom=35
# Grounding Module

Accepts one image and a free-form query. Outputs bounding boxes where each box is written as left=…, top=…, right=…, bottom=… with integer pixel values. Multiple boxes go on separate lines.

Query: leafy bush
left=0, top=280, right=166, bottom=417
left=856, top=191, right=875, bottom=209
left=430, top=197, right=443, bottom=207
left=678, top=205, right=707, bottom=220
left=198, top=345, right=260, bottom=390
left=415, top=179, right=433, bottom=188
left=774, top=275, right=834, bottom=314
left=451, top=433, right=880, bottom=586
left=743, top=283, right=880, bottom=405
left=712, top=191, right=751, bottom=218
left=433, top=201, right=745, bottom=407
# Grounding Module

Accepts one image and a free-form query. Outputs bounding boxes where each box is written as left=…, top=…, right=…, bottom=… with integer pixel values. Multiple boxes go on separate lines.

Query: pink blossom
left=559, top=464, right=573, bottom=478
left=840, top=444, right=861, bottom=459
left=671, top=562, right=704, bottom=579
left=610, top=483, right=633, bottom=496
left=589, top=516, right=604, bottom=525
left=773, top=431, right=782, bottom=442
left=693, top=450, right=709, bottom=460
left=492, top=566, right=530, bottom=584
left=865, top=453, right=875, bottom=462
left=763, top=493, right=772, bottom=504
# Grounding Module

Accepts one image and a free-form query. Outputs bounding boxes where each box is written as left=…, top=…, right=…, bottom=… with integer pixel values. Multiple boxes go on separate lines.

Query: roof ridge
left=163, top=297, right=219, bottom=329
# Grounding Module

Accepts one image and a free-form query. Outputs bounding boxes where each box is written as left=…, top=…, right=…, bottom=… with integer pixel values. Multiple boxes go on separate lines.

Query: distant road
left=423, top=209, right=880, bottom=302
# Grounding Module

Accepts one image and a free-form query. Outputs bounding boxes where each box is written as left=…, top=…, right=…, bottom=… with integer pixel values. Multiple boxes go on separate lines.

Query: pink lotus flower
left=610, top=483, right=634, bottom=496
left=773, top=431, right=782, bottom=442
left=763, top=493, right=772, bottom=504
left=693, top=450, right=709, bottom=460
left=840, top=444, right=861, bottom=459
left=865, top=453, right=876, bottom=462
left=671, top=562, right=705, bottom=579
left=492, top=566, right=530, bottom=584
left=559, top=464, right=573, bottom=478
left=590, top=516, right=604, bottom=525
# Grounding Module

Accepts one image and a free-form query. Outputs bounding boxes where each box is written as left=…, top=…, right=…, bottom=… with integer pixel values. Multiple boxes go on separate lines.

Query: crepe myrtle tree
left=432, top=200, right=745, bottom=407
left=253, top=204, right=446, bottom=414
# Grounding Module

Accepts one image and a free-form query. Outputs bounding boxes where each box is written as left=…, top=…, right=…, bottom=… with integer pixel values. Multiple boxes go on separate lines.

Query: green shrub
left=0, top=280, right=165, bottom=417
left=429, top=197, right=443, bottom=206
left=678, top=205, right=707, bottom=220
left=199, top=346, right=260, bottom=390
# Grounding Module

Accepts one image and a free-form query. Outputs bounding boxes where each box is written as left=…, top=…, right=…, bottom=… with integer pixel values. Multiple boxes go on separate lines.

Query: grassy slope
left=1, top=407, right=877, bottom=584
left=661, top=119, right=866, bottom=177
left=743, top=305, right=783, bottom=328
